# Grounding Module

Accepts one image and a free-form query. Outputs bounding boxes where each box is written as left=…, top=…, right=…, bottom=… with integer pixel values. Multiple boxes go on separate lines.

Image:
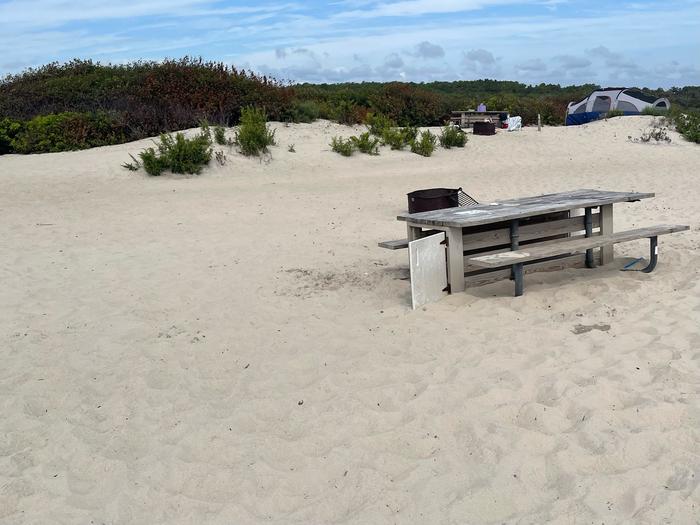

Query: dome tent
left=565, top=88, right=670, bottom=125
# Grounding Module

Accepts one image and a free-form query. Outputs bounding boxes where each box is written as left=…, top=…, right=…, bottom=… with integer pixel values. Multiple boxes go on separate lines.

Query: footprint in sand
left=571, top=323, right=611, bottom=334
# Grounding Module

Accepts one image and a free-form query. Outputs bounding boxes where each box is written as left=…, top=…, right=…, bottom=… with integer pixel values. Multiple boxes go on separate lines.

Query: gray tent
left=566, top=88, right=670, bottom=125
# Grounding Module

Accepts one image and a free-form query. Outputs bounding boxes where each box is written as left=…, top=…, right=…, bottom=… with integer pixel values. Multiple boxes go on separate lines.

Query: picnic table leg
left=599, top=204, right=614, bottom=265
left=510, top=220, right=524, bottom=296
left=407, top=224, right=422, bottom=243
left=406, top=224, right=422, bottom=266
left=446, top=226, right=465, bottom=293
left=584, top=207, right=596, bottom=268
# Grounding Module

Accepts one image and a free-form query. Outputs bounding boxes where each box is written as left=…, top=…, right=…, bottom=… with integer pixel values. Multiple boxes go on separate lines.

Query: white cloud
left=0, top=0, right=698, bottom=87
left=410, top=41, right=445, bottom=59
left=553, top=54, right=592, bottom=69
left=517, top=58, right=547, bottom=72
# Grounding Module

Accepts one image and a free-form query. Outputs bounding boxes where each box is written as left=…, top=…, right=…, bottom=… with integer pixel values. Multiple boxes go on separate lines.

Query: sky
left=1, top=0, right=699, bottom=87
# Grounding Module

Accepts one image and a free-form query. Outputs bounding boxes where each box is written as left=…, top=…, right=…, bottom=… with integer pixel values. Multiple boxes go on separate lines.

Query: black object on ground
left=473, top=122, right=496, bottom=135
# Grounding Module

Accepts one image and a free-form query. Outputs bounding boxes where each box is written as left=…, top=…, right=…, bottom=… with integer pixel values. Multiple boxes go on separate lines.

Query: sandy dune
left=1, top=117, right=699, bottom=523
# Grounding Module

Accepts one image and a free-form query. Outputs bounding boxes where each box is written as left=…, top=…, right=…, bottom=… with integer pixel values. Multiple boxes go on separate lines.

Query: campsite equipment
left=407, top=188, right=479, bottom=214
left=390, top=189, right=687, bottom=306
left=566, top=88, right=669, bottom=125
left=408, top=188, right=459, bottom=213
left=473, top=122, right=496, bottom=135
left=379, top=190, right=479, bottom=252
left=506, top=117, right=522, bottom=131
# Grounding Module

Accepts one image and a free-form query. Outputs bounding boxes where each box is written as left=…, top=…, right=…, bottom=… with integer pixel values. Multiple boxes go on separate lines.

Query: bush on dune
left=439, top=124, right=467, bottom=148
left=124, top=127, right=213, bottom=176
left=330, top=136, right=355, bottom=156
left=641, top=106, right=668, bottom=117
left=213, top=125, right=228, bottom=145
left=234, top=106, right=276, bottom=156
left=10, top=112, right=127, bottom=153
left=365, top=112, right=395, bottom=137
left=605, top=109, right=625, bottom=118
left=381, top=126, right=418, bottom=150
left=0, top=58, right=292, bottom=154
left=350, top=132, right=380, bottom=155
left=674, top=112, right=700, bottom=143
left=410, top=130, right=437, bottom=157
left=0, top=117, right=23, bottom=154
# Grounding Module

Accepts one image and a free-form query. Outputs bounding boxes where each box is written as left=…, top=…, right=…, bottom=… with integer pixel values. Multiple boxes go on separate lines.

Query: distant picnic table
left=450, top=110, right=508, bottom=128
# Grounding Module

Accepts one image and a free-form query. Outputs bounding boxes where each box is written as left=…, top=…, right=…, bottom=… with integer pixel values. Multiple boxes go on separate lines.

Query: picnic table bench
left=388, top=189, right=688, bottom=303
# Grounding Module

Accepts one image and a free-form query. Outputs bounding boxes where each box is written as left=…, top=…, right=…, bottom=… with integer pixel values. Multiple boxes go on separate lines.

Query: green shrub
left=410, top=130, right=437, bottom=157
left=127, top=129, right=212, bottom=176
left=287, top=100, right=320, bottom=123
left=11, top=112, right=127, bottom=154
left=439, top=124, right=467, bottom=148
left=213, top=125, right=227, bottom=145
left=605, top=109, right=625, bottom=118
left=365, top=112, right=395, bottom=137
left=330, top=136, right=356, bottom=156
left=0, top=58, right=293, bottom=139
left=381, top=128, right=407, bottom=150
left=234, top=106, right=276, bottom=156
left=350, top=132, right=380, bottom=155
left=380, top=126, right=417, bottom=150
left=401, top=126, right=419, bottom=143
left=331, top=99, right=367, bottom=125
left=0, top=117, right=23, bottom=154
left=674, top=112, right=700, bottom=144
left=641, top=106, right=668, bottom=116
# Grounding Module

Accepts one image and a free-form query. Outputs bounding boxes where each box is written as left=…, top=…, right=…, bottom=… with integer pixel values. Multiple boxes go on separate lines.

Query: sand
left=1, top=116, right=699, bottom=524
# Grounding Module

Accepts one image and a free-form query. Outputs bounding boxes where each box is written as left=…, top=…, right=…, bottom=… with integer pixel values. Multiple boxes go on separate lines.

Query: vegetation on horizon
left=1, top=58, right=699, bottom=155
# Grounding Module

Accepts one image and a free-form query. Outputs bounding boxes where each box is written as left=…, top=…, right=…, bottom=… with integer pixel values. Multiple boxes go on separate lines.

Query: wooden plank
left=446, top=227, right=465, bottom=293
left=462, top=233, right=601, bottom=273
left=462, top=214, right=599, bottom=251
left=467, top=225, right=689, bottom=268
left=465, top=252, right=599, bottom=287
left=378, top=239, right=409, bottom=250
left=397, top=189, right=655, bottom=228
left=599, top=203, right=614, bottom=265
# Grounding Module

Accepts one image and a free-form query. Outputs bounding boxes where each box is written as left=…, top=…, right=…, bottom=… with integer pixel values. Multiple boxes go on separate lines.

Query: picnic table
left=450, top=110, right=508, bottom=129
left=395, top=189, right=688, bottom=301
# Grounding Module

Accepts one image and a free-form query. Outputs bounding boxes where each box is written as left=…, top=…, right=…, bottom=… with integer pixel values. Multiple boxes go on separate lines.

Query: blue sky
left=1, top=0, right=698, bottom=87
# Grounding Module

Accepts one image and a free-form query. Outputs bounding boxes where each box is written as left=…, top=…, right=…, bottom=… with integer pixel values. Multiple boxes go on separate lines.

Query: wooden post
left=537, top=114, right=541, bottom=132
left=599, top=204, right=614, bottom=264
left=446, top=227, right=465, bottom=293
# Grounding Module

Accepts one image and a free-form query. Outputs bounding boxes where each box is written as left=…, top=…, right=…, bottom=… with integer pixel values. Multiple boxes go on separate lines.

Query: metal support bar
left=584, top=207, right=595, bottom=268
left=509, top=219, right=519, bottom=281
left=641, top=236, right=658, bottom=273
left=513, top=263, right=524, bottom=296
left=509, top=220, right=523, bottom=295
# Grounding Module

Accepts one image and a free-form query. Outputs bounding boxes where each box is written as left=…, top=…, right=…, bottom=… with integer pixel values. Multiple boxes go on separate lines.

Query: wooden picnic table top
left=397, top=189, right=654, bottom=228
